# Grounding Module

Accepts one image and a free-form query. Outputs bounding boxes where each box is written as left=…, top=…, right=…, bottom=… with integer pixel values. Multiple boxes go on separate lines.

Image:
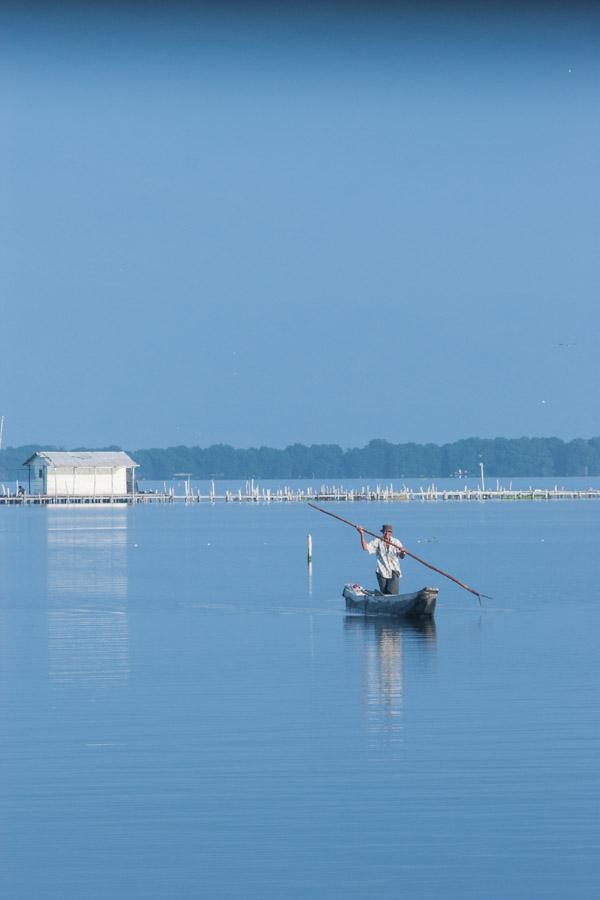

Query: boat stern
left=414, top=586, right=438, bottom=618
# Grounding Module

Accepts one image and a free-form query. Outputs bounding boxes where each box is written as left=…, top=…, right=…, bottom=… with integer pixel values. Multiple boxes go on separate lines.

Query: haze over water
left=1, top=499, right=598, bottom=898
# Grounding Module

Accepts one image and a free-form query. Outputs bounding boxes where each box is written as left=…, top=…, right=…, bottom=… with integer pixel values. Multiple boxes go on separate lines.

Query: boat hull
left=343, top=584, right=438, bottom=619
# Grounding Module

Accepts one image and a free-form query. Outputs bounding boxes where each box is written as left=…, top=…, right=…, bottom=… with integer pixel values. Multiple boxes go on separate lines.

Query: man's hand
left=357, top=526, right=368, bottom=551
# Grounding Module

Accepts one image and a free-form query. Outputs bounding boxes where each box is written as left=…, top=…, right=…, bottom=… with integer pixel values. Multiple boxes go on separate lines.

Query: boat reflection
left=344, top=615, right=436, bottom=748
left=46, top=509, right=129, bottom=687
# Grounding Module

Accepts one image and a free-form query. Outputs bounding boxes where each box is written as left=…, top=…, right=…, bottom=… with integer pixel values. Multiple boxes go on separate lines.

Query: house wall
left=45, top=466, right=129, bottom=496
left=28, top=463, right=46, bottom=494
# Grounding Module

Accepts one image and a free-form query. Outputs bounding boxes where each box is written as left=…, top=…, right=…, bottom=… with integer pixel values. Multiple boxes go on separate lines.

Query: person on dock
left=357, top=523, right=405, bottom=595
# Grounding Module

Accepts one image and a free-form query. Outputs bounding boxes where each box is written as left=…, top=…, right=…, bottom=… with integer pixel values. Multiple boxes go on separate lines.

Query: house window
left=38, top=468, right=43, bottom=478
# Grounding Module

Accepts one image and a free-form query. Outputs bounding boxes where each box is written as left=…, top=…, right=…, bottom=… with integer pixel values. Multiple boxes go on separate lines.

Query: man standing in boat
left=357, top=523, right=405, bottom=595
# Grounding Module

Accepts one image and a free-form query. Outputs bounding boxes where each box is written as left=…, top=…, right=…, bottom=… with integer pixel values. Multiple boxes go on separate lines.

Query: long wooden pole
left=308, top=502, right=490, bottom=603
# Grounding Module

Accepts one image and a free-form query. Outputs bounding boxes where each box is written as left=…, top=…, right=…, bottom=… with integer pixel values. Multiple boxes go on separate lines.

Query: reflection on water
left=46, top=510, right=129, bottom=686
left=47, top=510, right=128, bottom=601
left=47, top=609, right=129, bottom=685
left=344, top=616, right=436, bottom=748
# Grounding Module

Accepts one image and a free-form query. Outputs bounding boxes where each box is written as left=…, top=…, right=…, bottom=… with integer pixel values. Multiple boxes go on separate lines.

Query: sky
left=1, top=1, right=599, bottom=450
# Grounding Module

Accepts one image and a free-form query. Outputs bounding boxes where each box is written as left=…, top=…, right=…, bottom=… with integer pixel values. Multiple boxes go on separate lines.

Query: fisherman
left=357, top=523, right=405, bottom=595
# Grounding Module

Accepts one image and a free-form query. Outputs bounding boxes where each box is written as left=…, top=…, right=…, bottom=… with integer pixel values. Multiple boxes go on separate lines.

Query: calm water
left=0, top=500, right=599, bottom=898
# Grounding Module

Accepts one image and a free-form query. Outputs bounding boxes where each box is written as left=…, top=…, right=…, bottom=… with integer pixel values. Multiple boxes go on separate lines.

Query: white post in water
left=307, top=533, right=313, bottom=564
left=480, top=462, right=485, bottom=493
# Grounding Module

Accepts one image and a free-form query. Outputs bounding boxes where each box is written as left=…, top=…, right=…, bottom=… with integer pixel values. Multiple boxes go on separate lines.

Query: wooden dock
left=1, top=481, right=600, bottom=505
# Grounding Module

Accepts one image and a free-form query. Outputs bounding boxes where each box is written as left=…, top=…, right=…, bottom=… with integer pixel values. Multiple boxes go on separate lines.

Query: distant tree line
left=3, top=438, right=600, bottom=482
left=129, top=438, right=600, bottom=479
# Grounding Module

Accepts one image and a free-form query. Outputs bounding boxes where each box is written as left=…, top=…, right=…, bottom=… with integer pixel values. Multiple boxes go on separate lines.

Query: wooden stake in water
left=307, top=533, right=313, bottom=564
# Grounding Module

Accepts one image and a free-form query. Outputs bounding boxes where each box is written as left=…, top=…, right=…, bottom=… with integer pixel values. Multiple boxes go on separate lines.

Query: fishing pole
left=308, top=502, right=491, bottom=604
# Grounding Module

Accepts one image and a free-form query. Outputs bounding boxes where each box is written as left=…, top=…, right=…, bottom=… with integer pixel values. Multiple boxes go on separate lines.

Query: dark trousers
left=377, top=572, right=400, bottom=595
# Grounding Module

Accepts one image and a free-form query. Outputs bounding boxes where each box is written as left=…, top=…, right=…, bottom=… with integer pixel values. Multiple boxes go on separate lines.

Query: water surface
left=0, top=501, right=598, bottom=898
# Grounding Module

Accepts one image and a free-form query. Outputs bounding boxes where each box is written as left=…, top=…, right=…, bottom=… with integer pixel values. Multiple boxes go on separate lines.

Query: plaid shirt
left=366, top=537, right=403, bottom=579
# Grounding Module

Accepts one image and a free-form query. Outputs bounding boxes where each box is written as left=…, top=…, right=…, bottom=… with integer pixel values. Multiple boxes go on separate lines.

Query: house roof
left=22, top=451, right=138, bottom=468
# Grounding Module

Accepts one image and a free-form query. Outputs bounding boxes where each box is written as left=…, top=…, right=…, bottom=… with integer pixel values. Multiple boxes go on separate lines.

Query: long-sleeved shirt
left=365, top=536, right=404, bottom=579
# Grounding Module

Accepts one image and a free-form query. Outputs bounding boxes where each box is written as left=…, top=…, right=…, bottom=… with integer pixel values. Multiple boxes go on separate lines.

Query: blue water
left=0, top=501, right=599, bottom=898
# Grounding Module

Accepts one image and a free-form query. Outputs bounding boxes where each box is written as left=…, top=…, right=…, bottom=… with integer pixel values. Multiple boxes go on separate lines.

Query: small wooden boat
left=342, top=583, right=438, bottom=619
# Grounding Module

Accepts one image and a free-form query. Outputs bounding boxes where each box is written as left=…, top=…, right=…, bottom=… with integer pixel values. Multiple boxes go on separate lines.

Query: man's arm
left=357, top=526, right=369, bottom=551
left=383, top=534, right=405, bottom=559
left=393, top=538, right=406, bottom=559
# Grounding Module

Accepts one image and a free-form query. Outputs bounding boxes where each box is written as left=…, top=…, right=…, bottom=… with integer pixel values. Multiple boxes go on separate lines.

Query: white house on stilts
left=23, top=451, right=138, bottom=498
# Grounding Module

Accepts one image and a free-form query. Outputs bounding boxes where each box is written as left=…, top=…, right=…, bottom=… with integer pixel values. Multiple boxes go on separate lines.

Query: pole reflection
left=46, top=509, right=129, bottom=687
left=344, top=615, right=436, bottom=749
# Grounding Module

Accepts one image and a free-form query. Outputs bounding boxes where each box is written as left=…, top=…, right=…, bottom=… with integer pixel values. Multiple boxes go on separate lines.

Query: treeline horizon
left=2, top=437, right=600, bottom=481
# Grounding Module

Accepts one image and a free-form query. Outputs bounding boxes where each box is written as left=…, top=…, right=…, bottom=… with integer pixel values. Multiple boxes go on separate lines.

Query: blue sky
left=1, top=2, right=599, bottom=449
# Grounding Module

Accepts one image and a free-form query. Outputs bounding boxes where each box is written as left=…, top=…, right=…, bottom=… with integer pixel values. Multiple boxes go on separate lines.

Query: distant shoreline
left=3, top=477, right=600, bottom=507
left=2, top=437, right=600, bottom=481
